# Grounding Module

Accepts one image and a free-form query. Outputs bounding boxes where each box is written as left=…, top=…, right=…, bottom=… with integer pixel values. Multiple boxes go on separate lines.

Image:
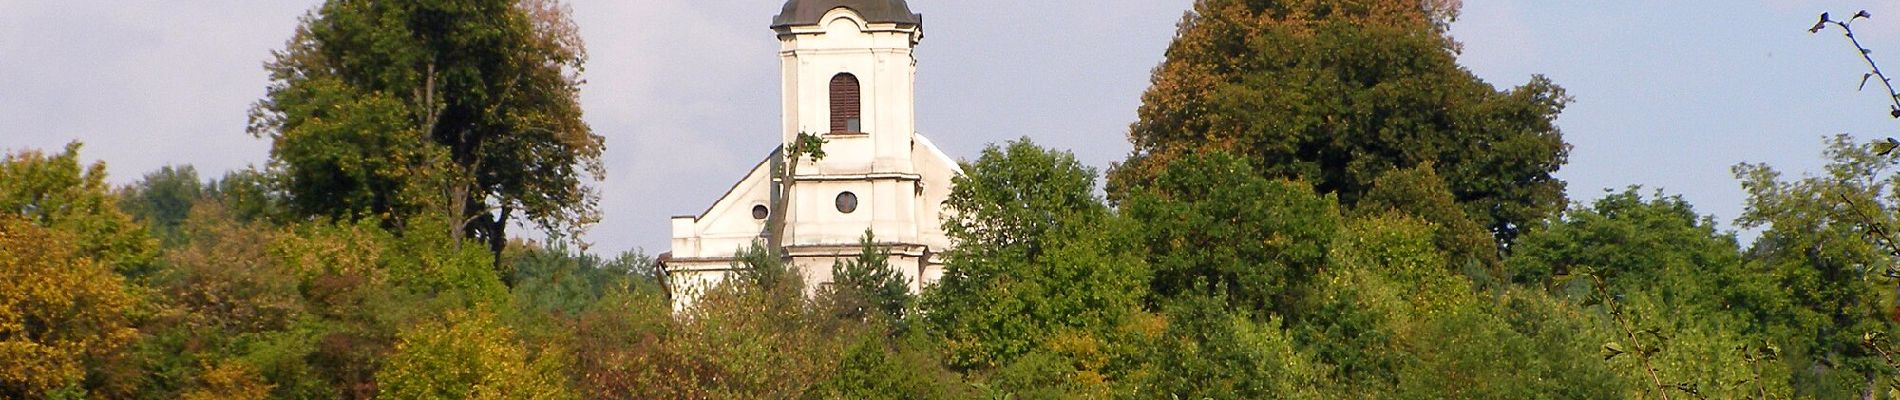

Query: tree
left=179, top=360, right=273, bottom=400
left=0, top=143, right=158, bottom=279
left=119, top=165, right=206, bottom=247
left=766, top=133, right=829, bottom=253
left=564, top=289, right=686, bottom=400
left=1736, top=135, right=1899, bottom=396
left=1510, top=188, right=1778, bottom=321
left=813, top=335, right=966, bottom=400
left=923, top=139, right=1150, bottom=373
left=1807, top=12, right=1900, bottom=397
left=205, top=167, right=288, bottom=224
left=1109, top=0, right=1570, bottom=247
left=820, top=231, right=914, bottom=324
left=1509, top=189, right=1793, bottom=398
left=251, top=0, right=604, bottom=268
left=1123, top=150, right=1338, bottom=316
left=1123, top=292, right=1329, bottom=400
left=257, top=215, right=505, bottom=398
left=0, top=216, right=140, bottom=399
left=377, top=307, right=573, bottom=400
left=124, top=201, right=313, bottom=399
left=1302, top=214, right=1631, bottom=399
left=1356, top=163, right=1500, bottom=281
left=509, top=244, right=659, bottom=316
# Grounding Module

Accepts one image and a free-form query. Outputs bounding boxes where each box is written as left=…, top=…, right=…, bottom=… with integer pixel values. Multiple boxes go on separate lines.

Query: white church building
left=659, top=0, right=960, bottom=306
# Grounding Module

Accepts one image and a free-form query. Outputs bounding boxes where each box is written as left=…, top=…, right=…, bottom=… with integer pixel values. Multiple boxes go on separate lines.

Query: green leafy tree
left=205, top=167, right=288, bottom=224
left=813, top=335, right=966, bottom=400
left=1512, top=189, right=1786, bottom=327
left=255, top=76, right=445, bottom=225
left=730, top=241, right=802, bottom=296
left=254, top=215, right=503, bottom=398
left=1302, top=214, right=1630, bottom=398
left=1123, top=150, right=1338, bottom=316
left=1122, top=292, right=1329, bottom=400
left=1356, top=163, right=1500, bottom=281
left=1735, top=135, right=1899, bottom=396
left=250, top=0, right=604, bottom=265
left=923, top=139, right=1150, bottom=375
left=509, top=244, right=659, bottom=316
left=119, top=165, right=206, bottom=247
left=675, top=255, right=839, bottom=398
left=0, top=143, right=159, bottom=279
left=1510, top=189, right=1793, bottom=398
left=1110, top=0, right=1570, bottom=247
left=820, top=231, right=914, bottom=324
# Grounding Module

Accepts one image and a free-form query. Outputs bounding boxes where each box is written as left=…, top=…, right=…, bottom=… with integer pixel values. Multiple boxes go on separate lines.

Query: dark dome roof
left=772, top=0, right=921, bottom=29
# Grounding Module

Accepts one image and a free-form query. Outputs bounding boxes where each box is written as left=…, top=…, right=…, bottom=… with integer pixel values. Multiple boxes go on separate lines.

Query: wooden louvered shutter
left=830, top=73, right=861, bottom=133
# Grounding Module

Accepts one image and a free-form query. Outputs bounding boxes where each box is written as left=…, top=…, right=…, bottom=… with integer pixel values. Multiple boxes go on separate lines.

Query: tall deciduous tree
left=1110, top=0, right=1570, bottom=247
left=1735, top=135, right=1898, bottom=396
left=1123, top=151, right=1338, bottom=316
left=923, top=139, right=1150, bottom=372
left=250, top=0, right=604, bottom=269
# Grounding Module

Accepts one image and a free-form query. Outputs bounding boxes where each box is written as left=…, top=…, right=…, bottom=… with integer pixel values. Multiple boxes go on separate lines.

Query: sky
left=3, top=1, right=1900, bottom=255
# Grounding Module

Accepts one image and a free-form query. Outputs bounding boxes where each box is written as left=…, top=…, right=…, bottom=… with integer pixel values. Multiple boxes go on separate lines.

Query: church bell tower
left=770, top=0, right=929, bottom=248
left=663, top=0, right=959, bottom=308
left=773, top=0, right=923, bottom=170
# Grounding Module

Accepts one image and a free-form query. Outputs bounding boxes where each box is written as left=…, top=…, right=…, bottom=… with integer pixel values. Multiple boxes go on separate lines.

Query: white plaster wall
left=669, top=154, right=774, bottom=259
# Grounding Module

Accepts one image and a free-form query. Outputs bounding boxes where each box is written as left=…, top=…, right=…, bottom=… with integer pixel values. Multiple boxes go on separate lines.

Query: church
left=658, top=0, right=960, bottom=307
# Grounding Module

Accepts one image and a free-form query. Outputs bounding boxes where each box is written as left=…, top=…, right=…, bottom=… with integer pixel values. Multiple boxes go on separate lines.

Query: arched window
left=829, top=73, right=861, bottom=133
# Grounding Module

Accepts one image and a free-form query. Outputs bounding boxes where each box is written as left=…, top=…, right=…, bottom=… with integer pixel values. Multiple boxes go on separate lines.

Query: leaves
left=0, top=216, right=139, bottom=398
left=925, top=139, right=1150, bottom=371
left=1112, top=0, right=1571, bottom=248
left=253, top=0, right=605, bottom=257
left=1128, top=151, right=1340, bottom=316
left=0, top=143, right=159, bottom=279
left=1875, top=137, right=1899, bottom=156
left=377, top=307, right=574, bottom=400
left=1603, top=342, right=1627, bottom=360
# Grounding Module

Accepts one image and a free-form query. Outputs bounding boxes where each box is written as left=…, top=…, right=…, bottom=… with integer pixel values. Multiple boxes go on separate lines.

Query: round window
left=835, top=192, right=859, bottom=214
left=751, top=205, right=769, bottom=220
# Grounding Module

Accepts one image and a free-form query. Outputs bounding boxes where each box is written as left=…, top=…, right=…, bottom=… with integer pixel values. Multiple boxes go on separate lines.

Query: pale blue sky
left=3, top=1, right=1898, bottom=254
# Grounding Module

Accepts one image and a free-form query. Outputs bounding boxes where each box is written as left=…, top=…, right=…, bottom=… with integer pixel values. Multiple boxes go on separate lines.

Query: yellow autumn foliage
left=0, top=216, right=138, bottom=398
left=378, top=307, right=574, bottom=400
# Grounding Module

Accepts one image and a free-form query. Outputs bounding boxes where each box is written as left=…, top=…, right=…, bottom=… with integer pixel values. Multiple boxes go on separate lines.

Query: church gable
left=669, top=151, right=775, bottom=262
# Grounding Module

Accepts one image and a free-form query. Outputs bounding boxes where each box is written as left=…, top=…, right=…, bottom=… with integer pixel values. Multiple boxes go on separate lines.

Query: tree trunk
left=766, top=146, right=792, bottom=255
left=449, top=183, right=469, bottom=247
left=489, top=206, right=512, bottom=286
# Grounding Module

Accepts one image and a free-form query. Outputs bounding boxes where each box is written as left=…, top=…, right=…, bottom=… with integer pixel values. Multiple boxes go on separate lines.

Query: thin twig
left=1827, top=16, right=1900, bottom=116
left=1838, top=193, right=1900, bottom=258
left=1593, top=274, right=1673, bottom=400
